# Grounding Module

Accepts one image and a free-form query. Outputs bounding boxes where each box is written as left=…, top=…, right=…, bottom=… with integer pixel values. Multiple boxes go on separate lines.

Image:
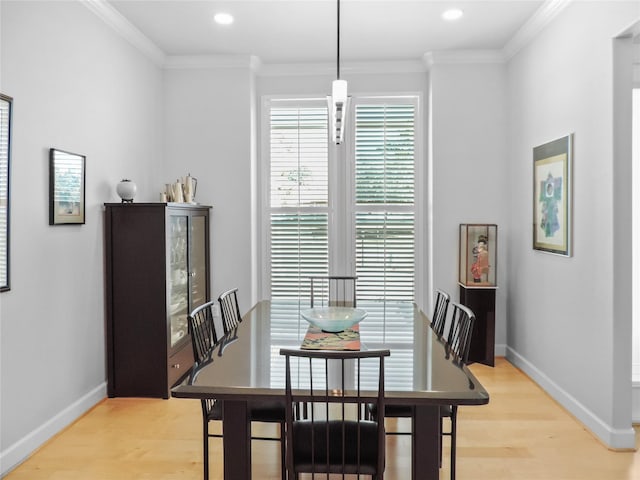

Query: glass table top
left=177, top=300, right=489, bottom=406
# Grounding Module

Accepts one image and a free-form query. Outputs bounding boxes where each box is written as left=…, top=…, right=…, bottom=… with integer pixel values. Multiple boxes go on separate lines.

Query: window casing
left=261, top=95, right=422, bottom=306
left=261, top=94, right=423, bottom=389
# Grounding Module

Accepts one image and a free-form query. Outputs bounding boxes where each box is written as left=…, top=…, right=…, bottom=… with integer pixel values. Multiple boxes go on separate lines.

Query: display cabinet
left=459, top=224, right=497, bottom=287
left=459, top=224, right=497, bottom=367
left=104, top=203, right=211, bottom=398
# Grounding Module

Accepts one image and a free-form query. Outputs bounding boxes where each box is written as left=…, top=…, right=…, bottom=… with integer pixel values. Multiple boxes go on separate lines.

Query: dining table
left=171, top=299, right=490, bottom=480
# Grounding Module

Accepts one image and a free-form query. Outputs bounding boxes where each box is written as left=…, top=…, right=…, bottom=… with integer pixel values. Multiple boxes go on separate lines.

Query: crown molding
left=423, top=50, right=505, bottom=69
left=82, top=0, right=573, bottom=72
left=164, top=55, right=261, bottom=70
left=82, top=0, right=165, bottom=66
left=503, top=0, right=573, bottom=60
left=257, top=59, right=427, bottom=77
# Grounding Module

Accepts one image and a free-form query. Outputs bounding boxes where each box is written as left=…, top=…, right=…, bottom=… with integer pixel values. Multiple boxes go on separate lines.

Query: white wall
left=429, top=60, right=509, bottom=352
left=0, top=1, right=163, bottom=474
left=506, top=1, right=639, bottom=448
left=163, top=64, right=254, bottom=313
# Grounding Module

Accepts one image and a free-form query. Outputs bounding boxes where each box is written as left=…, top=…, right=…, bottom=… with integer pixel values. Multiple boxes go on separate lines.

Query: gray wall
left=505, top=1, right=639, bottom=448
left=0, top=1, right=163, bottom=473
left=163, top=65, right=255, bottom=311
left=428, top=61, right=509, bottom=351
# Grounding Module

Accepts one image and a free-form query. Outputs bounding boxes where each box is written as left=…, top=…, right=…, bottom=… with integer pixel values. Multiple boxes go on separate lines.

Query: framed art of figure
left=49, top=148, right=86, bottom=225
left=0, top=94, right=12, bottom=291
left=533, top=134, right=573, bottom=256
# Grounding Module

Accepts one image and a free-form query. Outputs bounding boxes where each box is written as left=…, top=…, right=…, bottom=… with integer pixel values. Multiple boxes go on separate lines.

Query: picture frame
left=0, top=94, right=12, bottom=292
left=533, top=134, right=572, bottom=256
left=49, top=148, right=86, bottom=225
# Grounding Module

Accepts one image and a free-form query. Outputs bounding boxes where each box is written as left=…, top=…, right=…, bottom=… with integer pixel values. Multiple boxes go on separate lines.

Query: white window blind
left=349, top=102, right=417, bottom=388
left=354, top=103, right=416, bottom=303
left=269, top=103, right=329, bottom=302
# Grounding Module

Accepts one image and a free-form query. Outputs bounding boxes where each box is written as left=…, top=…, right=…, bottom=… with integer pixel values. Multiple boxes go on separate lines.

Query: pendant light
left=329, top=0, right=350, bottom=144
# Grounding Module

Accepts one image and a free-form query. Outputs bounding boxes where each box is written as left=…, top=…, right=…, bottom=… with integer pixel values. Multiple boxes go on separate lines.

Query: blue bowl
left=301, top=307, right=367, bottom=333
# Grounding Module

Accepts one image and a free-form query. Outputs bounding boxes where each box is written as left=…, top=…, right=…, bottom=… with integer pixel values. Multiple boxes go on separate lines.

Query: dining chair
left=430, top=288, right=451, bottom=338
left=441, top=301, right=476, bottom=480
left=188, top=301, right=223, bottom=480
left=218, top=288, right=242, bottom=335
left=280, top=347, right=390, bottom=480
left=309, top=275, right=357, bottom=307
left=189, top=293, right=287, bottom=480
left=188, top=300, right=219, bottom=366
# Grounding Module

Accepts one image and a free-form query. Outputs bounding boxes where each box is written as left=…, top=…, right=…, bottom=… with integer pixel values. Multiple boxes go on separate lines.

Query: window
left=263, top=95, right=421, bottom=388
left=268, top=101, right=329, bottom=303
left=354, top=102, right=416, bottom=304
left=263, top=96, right=419, bottom=304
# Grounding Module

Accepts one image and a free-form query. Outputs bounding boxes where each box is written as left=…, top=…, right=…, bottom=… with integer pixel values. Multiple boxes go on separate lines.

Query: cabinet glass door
left=190, top=214, right=207, bottom=309
left=168, top=215, right=189, bottom=348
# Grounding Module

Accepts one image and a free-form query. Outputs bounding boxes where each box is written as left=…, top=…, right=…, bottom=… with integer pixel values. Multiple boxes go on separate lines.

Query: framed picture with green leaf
left=533, top=134, right=573, bottom=256
left=49, top=148, right=86, bottom=225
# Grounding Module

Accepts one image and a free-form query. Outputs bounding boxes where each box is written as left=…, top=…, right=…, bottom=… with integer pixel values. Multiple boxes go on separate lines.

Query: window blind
left=354, top=103, right=416, bottom=303
left=269, top=104, right=329, bottom=301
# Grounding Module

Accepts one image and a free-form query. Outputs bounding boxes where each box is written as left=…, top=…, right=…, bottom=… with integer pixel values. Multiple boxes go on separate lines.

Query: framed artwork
left=49, top=148, right=86, bottom=225
left=533, top=134, right=572, bottom=256
left=0, top=94, right=12, bottom=292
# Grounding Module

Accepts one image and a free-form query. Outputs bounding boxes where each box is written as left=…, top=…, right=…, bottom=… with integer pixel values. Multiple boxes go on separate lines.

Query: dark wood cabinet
left=459, top=285, right=496, bottom=367
left=104, top=203, right=211, bottom=398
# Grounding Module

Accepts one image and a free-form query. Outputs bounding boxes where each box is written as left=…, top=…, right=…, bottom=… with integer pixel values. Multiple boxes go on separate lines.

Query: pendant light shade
left=329, top=0, right=349, bottom=144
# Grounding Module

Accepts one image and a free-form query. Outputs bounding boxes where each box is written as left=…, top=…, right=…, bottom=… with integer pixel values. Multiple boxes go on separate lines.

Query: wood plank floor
left=5, top=358, right=640, bottom=480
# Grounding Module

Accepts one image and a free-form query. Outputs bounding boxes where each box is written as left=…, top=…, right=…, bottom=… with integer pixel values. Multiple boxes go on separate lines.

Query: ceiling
left=108, top=0, right=547, bottom=64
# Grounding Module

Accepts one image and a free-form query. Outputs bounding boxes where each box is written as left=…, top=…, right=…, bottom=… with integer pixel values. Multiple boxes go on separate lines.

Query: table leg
left=412, top=405, right=440, bottom=480
left=222, top=400, right=251, bottom=480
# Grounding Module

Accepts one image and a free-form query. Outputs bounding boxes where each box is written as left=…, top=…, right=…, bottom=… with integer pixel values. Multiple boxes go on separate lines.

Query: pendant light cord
left=337, top=0, right=341, bottom=80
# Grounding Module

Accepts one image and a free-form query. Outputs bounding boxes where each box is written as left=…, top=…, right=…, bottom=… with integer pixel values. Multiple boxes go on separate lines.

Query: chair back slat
left=218, top=288, right=242, bottom=335
left=430, top=289, right=451, bottom=338
left=446, top=302, right=475, bottom=364
left=280, top=348, right=389, bottom=478
left=187, top=300, right=219, bottom=365
left=309, top=276, right=357, bottom=307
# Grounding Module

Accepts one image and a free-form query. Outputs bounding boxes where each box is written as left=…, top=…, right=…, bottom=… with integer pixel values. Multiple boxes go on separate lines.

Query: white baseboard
left=495, top=343, right=507, bottom=357
left=506, top=347, right=636, bottom=450
left=0, top=382, right=107, bottom=476
left=633, top=382, right=640, bottom=424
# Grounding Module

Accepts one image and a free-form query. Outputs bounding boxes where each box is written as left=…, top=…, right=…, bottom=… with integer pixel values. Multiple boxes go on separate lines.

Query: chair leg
left=439, top=413, right=443, bottom=468
left=203, top=420, right=209, bottom=480
left=280, top=421, right=286, bottom=480
left=450, top=406, right=458, bottom=480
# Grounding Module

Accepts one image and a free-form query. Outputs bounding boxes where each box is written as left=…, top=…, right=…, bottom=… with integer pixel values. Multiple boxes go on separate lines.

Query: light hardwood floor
left=4, top=358, right=640, bottom=480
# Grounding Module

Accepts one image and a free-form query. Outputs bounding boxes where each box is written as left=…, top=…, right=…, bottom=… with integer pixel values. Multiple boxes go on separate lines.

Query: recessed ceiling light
left=442, top=8, right=464, bottom=21
left=214, top=12, right=234, bottom=25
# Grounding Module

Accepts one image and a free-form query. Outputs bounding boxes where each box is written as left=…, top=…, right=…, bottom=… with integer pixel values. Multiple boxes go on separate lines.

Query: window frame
left=259, top=93, right=425, bottom=308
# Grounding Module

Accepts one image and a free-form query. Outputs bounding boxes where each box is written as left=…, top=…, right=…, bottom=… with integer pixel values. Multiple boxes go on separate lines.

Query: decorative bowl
left=301, top=307, right=367, bottom=333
